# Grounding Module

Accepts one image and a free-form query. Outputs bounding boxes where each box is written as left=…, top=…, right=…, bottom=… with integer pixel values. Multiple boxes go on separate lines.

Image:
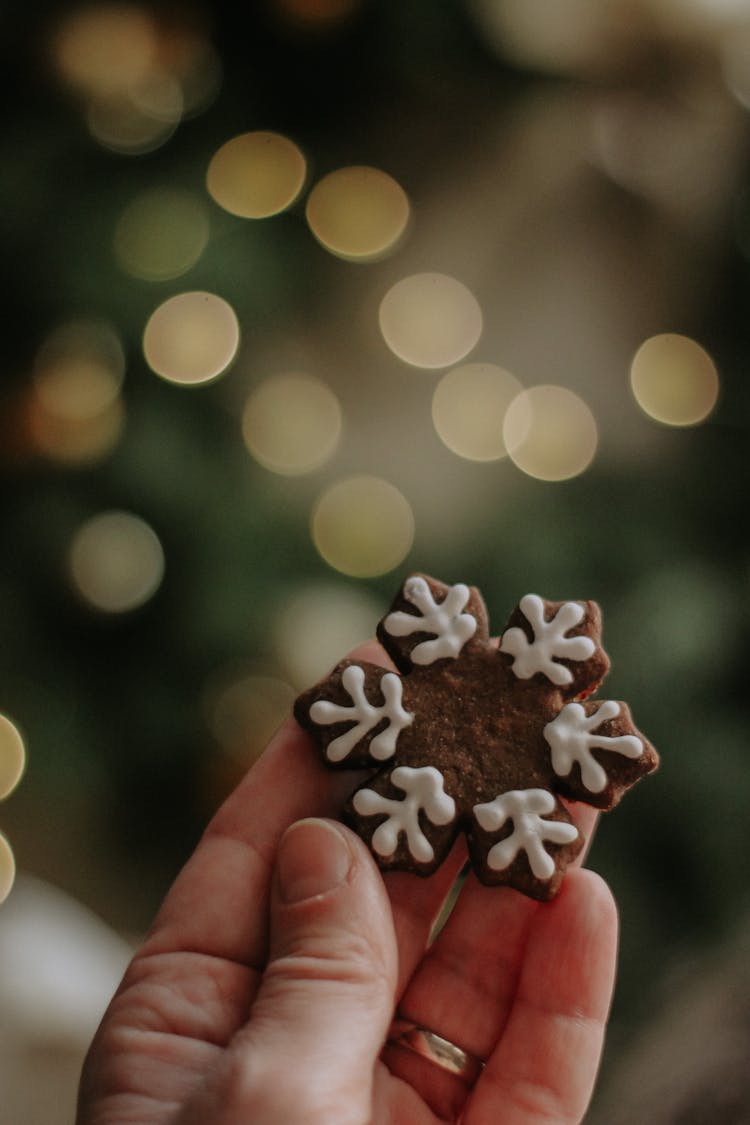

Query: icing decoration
left=295, top=574, right=658, bottom=898
left=473, top=789, right=579, bottom=881
left=500, top=594, right=595, bottom=685
left=383, top=576, right=477, bottom=665
left=544, top=700, right=644, bottom=793
left=352, top=765, right=456, bottom=862
left=309, top=665, right=413, bottom=763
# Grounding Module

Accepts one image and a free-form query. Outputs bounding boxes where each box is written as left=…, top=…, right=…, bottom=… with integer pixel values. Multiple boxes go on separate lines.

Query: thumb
left=234, top=819, right=398, bottom=1123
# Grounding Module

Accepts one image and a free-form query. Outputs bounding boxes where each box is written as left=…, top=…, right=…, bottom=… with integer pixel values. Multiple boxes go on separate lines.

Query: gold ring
left=386, top=1017, right=485, bottom=1085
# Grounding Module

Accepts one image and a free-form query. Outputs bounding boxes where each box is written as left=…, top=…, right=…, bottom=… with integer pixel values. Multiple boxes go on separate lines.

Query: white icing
left=383, top=577, right=477, bottom=665
left=499, top=594, right=596, bottom=685
left=309, top=665, right=413, bottom=763
left=473, top=789, right=578, bottom=880
left=352, top=765, right=456, bottom=863
left=544, top=700, right=644, bottom=793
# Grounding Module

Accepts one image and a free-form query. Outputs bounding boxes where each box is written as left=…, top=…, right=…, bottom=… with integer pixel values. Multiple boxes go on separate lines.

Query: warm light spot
left=34, top=320, right=124, bottom=419
left=143, top=292, right=240, bottom=385
left=0, top=833, right=15, bottom=904
left=242, top=373, right=342, bottom=475
left=29, top=397, right=125, bottom=466
left=114, top=187, right=209, bottom=280
left=53, top=3, right=158, bottom=97
left=206, top=132, right=307, bottom=219
left=166, top=32, right=222, bottom=117
left=311, top=476, right=414, bottom=577
left=69, top=511, right=165, bottom=613
left=0, top=715, right=25, bottom=801
left=379, top=273, right=482, bottom=369
left=204, top=673, right=295, bottom=763
left=504, top=385, right=598, bottom=481
left=305, top=166, right=410, bottom=261
left=274, top=0, right=362, bottom=28
left=630, top=334, right=720, bottom=426
left=432, top=362, right=523, bottom=461
left=87, top=70, right=183, bottom=155
left=274, top=584, right=384, bottom=685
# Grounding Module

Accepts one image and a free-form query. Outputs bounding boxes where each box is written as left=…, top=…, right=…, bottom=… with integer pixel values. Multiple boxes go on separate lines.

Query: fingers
left=463, top=868, right=618, bottom=1125
left=177, top=819, right=398, bottom=1125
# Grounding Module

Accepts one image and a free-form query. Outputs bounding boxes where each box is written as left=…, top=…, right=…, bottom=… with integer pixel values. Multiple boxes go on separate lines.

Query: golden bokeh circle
left=274, top=583, right=384, bottom=686
left=69, top=510, right=165, bottom=613
left=0, top=833, right=15, bottom=904
left=432, top=362, right=523, bottom=461
left=311, top=476, right=414, bottom=577
left=206, top=131, right=307, bottom=218
left=242, top=373, right=342, bottom=475
left=0, top=715, right=25, bottom=801
left=630, top=333, right=719, bottom=426
left=504, top=385, right=598, bottom=481
left=305, top=165, right=410, bottom=260
left=143, top=291, right=240, bottom=385
left=53, top=3, right=157, bottom=97
left=379, top=273, right=483, bottom=369
left=114, top=187, right=210, bottom=280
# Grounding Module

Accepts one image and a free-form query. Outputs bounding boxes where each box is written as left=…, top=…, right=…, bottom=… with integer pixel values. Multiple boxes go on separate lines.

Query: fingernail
left=278, top=819, right=353, bottom=904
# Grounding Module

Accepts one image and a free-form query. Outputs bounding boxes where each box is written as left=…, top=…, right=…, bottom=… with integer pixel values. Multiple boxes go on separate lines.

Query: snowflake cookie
left=293, top=574, right=659, bottom=900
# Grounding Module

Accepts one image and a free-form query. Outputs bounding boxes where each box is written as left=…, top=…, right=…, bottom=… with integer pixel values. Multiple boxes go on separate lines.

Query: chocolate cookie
left=294, top=574, right=658, bottom=900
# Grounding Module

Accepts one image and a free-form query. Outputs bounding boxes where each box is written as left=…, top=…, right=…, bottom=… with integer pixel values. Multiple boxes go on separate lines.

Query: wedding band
left=386, top=1017, right=485, bottom=1085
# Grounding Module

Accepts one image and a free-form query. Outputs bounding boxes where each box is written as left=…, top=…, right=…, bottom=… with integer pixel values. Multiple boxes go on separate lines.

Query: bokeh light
left=0, top=833, right=15, bottom=905
left=69, top=511, right=165, bottom=613
left=630, top=334, right=720, bottom=426
left=311, top=476, right=414, bottom=577
left=273, top=583, right=384, bottom=685
left=379, top=273, right=482, bottom=369
left=206, top=132, right=307, bottom=218
left=0, top=715, right=25, bottom=802
left=52, top=3, right=158, bottom=98
left=143, top=292, right=240, bottom=385
left=305, top=165, right=410, bottom=260
left=242, top=373, right=342, bottom=475
left=273, top=0, right=362, bottom=30
left=86, top=71, right=183, bottom=155
left=503, top=385, right=598, bottom=481
left=432, top=362, right=523, bottom=461
left=204, top=672, right=295, bottom=763
left=114, top=187, right=210, bottom=280
left=29, top=320, right=126, bottom=465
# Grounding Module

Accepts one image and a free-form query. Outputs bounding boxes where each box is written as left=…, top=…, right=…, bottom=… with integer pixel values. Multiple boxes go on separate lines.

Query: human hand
left=77, top=641, right=618, bottom=1125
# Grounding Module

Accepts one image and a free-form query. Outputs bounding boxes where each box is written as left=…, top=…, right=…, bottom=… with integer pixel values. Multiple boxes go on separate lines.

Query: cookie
left=293, top=574, right=658, bottom=900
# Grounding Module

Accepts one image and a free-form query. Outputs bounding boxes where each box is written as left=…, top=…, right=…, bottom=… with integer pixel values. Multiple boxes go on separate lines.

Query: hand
left=77, top=641, right=618, bottom=1125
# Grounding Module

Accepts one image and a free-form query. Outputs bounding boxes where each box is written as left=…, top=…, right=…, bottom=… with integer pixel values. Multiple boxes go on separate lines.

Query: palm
left=78, top=647, right=616, bottom=1125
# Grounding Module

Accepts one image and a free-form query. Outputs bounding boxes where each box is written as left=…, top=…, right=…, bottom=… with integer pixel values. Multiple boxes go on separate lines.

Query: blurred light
left=503, top=385, right=598, bottom=481
left=114, top=187, right=210, bottom=280
left=432, top=362, right=523, bottom=461
left=274, top=0, right=362, bottom=29
left=69, top=511, right=165, bottom=613
left=311, top=476, right=414, bottom=577
left=469, top=0, right=637, bottom=78
left=0, top=833, right=15, bottom=904
left=28, top=398, right=125, bottom=466
left=204, top=672, right=295, bottom=763
left=206, top=132, right=307, bottom=219
left=630, top=334, right=719, bottom=426
left=305, top=165, right=410, bottom=261
left=379, top=273, right=482, bottom=369
left=30, top=320, right=126, bottom=465
left=162, top=31, right=222, bottom=117
left=87, top=70, right=183, bottom=155
left=274, top=583, right=384, bottom=686
left=52, top=3, right=158, bottom=98
left=143, top=292, right=240, bottom=385
left=0, top=715, right=25, bottom=802
left=721, top=30, right=750, bottom=111
left=242, top=373, right=342, bottom=475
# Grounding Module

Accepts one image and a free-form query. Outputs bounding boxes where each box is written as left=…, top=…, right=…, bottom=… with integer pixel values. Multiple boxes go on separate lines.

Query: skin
left=77, top=641, right=618, bottom=1125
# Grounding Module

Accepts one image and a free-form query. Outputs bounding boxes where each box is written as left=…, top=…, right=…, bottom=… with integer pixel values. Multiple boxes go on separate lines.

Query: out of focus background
left=1, top=1, right=749, bottom=1121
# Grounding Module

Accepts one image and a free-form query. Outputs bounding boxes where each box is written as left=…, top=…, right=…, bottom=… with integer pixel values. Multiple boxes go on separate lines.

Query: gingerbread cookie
left=293, top=574, right=658, bottom=900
